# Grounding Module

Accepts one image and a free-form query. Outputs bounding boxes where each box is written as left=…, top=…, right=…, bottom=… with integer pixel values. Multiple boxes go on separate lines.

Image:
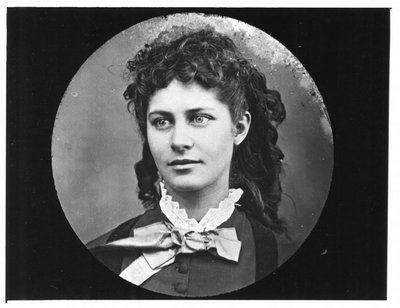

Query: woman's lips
left=168, top=159, right=201, bottom=166
left=168, top=159, right=201, bottom=169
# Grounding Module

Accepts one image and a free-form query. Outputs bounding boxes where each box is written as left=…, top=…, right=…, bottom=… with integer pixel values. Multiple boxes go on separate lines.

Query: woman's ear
left=233, top=111, right=251, bottom=146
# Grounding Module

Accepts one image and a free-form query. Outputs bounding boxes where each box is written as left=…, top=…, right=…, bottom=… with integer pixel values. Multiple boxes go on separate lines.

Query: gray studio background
left=52, top=13, right=333, bottom=265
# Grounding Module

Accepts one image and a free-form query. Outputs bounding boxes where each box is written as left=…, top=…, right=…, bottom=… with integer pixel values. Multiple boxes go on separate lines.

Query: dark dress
left=87, top=206, right=278, bottom=297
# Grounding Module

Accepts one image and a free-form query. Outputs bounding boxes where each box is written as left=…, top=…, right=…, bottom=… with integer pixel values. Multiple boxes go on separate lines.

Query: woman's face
left=147, top=80, right=246, bottom=193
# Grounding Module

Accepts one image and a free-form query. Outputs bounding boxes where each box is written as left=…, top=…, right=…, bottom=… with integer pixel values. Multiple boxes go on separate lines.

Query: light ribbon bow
left=106, top=221, right=242, bottom=285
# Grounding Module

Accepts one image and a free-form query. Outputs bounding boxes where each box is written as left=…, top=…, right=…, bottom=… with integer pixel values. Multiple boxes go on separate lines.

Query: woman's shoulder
left=85, top=214, right=143, bottom=249
left=86, top=207, right=163, bottom=249
left=246, top=214, right=277, bottom=244
left=236, top=208, right=276, bottom=244
left=241, top=210, right=279, bottom=279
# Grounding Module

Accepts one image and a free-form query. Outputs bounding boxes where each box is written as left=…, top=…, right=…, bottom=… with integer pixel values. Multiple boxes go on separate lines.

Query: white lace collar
left=159, top=181, right=243, bottom=232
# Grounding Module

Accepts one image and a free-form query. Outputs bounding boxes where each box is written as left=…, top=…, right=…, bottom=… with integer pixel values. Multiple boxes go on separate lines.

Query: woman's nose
left=170, top=124, right=193, bottom=152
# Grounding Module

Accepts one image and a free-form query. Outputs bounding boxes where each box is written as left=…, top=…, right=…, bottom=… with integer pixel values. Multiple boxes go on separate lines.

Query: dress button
left=174, top=283, right=188, bottom=294
left=178, top=263, right=189, bottom=274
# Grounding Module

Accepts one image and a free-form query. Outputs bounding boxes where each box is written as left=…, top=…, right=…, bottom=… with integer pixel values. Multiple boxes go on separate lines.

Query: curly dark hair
left=123, top=29, right=287, bottom=234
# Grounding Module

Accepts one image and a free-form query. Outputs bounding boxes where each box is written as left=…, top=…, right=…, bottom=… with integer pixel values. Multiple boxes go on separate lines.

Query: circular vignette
left=51, top=12, right=333, bottom=296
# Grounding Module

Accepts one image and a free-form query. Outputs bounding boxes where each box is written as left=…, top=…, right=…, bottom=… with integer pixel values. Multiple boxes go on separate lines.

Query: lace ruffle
left=159, top=181, right=243, bottom=232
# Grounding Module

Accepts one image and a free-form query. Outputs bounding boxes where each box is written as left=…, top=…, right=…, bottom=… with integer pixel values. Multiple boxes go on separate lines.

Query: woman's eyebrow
left=185, top=107, right=216, bottom=116
left=147, top=110, right=172, bottom=118
left=148, top=107, right=216, bottom=118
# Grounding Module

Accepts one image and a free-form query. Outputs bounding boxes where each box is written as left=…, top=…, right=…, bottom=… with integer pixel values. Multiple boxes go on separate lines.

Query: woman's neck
left=165, top=181, right=230, bottom=222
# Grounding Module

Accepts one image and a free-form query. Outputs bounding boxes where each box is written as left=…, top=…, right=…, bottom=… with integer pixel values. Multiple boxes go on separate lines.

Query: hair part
left=124, top=29, right=287, bottom=234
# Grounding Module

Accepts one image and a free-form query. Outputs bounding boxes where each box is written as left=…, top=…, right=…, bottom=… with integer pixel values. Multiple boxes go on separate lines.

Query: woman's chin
left=164, top=177, right=205, bottom=193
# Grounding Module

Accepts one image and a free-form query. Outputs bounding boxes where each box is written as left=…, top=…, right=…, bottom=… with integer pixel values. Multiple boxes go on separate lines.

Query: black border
left=7, top=7, right=389, bottom=299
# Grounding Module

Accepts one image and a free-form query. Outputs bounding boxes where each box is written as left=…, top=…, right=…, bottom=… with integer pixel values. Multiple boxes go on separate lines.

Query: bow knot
left=106, top=221, right=242, bottom=285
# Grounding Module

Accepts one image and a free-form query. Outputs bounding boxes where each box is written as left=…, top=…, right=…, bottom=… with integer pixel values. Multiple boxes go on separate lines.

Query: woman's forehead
left=147, top=80, right=227, bottom=114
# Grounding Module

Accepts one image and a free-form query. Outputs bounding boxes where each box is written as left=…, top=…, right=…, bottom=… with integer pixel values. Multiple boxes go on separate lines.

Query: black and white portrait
left=52, top=13, right=333, bottom=297
left=7, top=7, right=389, bottom=300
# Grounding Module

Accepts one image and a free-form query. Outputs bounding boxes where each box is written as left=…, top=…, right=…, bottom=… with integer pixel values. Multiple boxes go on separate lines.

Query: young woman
left=87, top=29, right=286, bottom=297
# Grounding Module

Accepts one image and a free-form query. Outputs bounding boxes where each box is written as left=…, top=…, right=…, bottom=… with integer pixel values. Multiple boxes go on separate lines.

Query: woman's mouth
left=168, top=159, right=201, bottom=169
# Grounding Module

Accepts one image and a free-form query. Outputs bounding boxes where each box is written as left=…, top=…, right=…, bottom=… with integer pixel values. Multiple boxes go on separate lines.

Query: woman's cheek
left=148, top=132, right=166, bottom=161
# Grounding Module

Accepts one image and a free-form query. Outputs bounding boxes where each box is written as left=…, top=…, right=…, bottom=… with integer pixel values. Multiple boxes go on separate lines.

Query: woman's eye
left=154, top=119, right=171, bottom=129
left=191, top=115, right=210, bottom=125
